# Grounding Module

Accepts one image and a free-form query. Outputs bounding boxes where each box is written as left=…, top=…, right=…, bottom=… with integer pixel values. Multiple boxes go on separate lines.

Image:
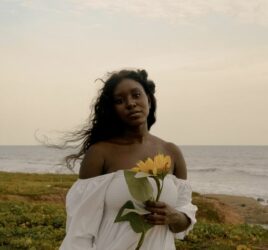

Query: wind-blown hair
left=64, top=69, right=157, bottom=169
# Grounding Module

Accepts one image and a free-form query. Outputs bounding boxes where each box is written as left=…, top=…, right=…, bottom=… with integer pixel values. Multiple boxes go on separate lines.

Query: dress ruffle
left=60, top=171, right=197, bottom=250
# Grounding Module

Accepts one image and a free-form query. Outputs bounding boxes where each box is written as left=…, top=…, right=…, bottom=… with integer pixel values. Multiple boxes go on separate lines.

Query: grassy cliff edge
left=0, top=171, right=267, bottom=250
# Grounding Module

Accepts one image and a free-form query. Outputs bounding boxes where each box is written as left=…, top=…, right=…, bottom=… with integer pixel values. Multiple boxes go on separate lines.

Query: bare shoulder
left=148, top=135, right=187, bottom=179
left=148, top=134, right=167, bottom=145
left=164, top=141, right=187, bottom=180
left=79, top=142, right=106, bottom=179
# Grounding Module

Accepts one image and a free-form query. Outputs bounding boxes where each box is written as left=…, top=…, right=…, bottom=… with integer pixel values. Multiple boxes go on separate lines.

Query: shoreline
left=1, top=170, right=267, bottom=203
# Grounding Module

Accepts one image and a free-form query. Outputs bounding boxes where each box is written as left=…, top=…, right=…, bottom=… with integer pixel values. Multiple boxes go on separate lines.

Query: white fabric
left=60, top=170, right=197, bottom=250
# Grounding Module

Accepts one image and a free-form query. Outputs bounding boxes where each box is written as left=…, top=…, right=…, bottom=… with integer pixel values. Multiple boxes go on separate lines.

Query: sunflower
left=131, top=154, right=171, bottom=176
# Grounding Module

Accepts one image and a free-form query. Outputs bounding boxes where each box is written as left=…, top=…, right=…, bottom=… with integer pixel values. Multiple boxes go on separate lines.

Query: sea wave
left=188, top=167, right=219, bottom=172
left=235, top=169, right=268, bottom=178
left=188, top=167, right=268, bottom=177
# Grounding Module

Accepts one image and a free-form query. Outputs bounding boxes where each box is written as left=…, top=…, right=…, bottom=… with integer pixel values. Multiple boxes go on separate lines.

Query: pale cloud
left=5, top=0, right=268, bottom=26
left=70, top=0, right=268, bottom=25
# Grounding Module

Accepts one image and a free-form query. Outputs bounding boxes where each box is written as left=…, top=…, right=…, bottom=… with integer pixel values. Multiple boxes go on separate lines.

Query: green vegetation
left=0, top=171, right=267, bottom=250
left=0, top=171, right=76, bottom=250
left=0, top=171, right=76, bottom=197
left=175, top=221, right=268, bottom=250
left=0, top=201, right=65, bottom=250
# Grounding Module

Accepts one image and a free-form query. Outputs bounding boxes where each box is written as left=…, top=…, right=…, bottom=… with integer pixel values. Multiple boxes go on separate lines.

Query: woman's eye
left=114, top=99, right=123, bottom=105
left=133, top=92, right=141, bottom=98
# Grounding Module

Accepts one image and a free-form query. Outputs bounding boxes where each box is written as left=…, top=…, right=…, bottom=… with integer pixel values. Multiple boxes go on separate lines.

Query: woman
left=60, top=69, right=197, bottom=250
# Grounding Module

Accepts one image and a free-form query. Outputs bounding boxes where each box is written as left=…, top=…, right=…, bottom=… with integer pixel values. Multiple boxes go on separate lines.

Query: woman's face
left=113, top=78, right=150, bottom=127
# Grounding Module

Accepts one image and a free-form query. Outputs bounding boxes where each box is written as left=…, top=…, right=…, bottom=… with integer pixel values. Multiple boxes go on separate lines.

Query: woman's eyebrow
left=114, top=88, right=141, bottom=97
left=131, top=88, right=141, bottom=92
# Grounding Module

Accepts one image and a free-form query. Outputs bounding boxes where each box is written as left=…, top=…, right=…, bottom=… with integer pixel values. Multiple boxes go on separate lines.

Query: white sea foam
left=181, top=145, right=268, bottom=203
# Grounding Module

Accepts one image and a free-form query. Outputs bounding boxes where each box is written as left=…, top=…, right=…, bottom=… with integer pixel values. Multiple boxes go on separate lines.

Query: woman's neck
left=121, top=125, right=149, bottom=144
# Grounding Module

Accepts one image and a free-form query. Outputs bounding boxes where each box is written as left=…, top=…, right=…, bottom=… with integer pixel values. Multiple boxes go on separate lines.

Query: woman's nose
left=126, top=99, right=136, bottom=109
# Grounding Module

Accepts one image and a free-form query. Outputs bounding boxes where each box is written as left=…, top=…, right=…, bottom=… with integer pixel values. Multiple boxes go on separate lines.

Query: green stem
left=135, top=232, right=145, bottom=250
left=153, top=177, right=161, bottom=202
left=157, top=179, right=164, bottom=202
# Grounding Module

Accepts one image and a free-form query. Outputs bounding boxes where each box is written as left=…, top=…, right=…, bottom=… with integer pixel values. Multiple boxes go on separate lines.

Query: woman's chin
left=125, top=118, right=147, bottom=127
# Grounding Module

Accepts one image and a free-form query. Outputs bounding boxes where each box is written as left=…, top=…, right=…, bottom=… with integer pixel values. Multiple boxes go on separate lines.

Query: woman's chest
left=103, top=144, right=174, bottom=173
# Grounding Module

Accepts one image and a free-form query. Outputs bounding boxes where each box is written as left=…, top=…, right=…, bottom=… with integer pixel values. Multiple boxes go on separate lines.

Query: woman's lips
left=128, top=111, right=141, bottom=118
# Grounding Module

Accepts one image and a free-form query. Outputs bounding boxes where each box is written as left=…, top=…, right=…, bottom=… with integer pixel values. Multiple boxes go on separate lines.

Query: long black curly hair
left=64, top=69, right=157, bottom=169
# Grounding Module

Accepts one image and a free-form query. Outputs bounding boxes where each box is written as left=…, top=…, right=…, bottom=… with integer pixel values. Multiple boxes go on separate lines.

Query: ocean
left=0, top=145, right=267, bottom=203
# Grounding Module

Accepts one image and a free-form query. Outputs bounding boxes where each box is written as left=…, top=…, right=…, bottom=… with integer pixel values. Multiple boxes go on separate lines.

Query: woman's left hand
left=144, top=200, right=180, bottom=226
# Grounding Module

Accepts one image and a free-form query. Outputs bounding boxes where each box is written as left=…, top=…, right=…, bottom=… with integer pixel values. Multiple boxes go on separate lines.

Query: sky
left=1, top=0, right=268, bottom=145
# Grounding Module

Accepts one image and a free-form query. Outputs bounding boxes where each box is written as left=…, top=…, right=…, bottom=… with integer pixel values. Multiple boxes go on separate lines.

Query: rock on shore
left=193, top=193, right=268, bottom=225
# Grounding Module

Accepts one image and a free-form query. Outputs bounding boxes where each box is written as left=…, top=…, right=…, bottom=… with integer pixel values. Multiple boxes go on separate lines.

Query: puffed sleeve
left=60, top=173, right=115, bottom=250
left=171, top=177, right=198, bottom=240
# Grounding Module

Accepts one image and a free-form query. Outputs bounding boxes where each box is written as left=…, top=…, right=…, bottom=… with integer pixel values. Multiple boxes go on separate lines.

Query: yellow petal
left=134, top=155, right=171, bottom=175
left=131, top=167, right=140, bottom=173
left=153, top=154, right=164, bottom=169
left=164, top=155, right=171, bottom=171
left=137, top=161, right=147, bottom=173
left=153, top=154, right=171, bottom=174
left=152, top=166, right=158, bottom=176
left=137, top=160, right=152, bottom=173
left=145, top=157, right=154, bottom=168
left=143, top=158, right=154, bottom=174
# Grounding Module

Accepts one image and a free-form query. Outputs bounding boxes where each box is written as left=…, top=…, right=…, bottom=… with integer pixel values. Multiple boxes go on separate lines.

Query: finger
left=146, top=207, right=167, bottom=215
left=145, top=213, right=167, bottom=225
left=146, top=218, right=166, bottom=225
left=154, top=201, right=166, bottom=207
left=146, top=201, right=166, bottom=208
left=153, top=220, right=166, bottom=225
left=147, top=213, right=166, bottom=221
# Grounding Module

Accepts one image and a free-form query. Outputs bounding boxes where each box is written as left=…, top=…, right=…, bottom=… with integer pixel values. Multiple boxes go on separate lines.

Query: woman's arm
left=145, top=201, right=191, bottom=233
left=168, top=211, right=191, bottom=233
left=167, top=143, right=191, bottom=232
left=79, top=143, right=105, bottom=179
left=144, top=142, right=191, bottom=232
left=166, top=142, right=187, bottom=180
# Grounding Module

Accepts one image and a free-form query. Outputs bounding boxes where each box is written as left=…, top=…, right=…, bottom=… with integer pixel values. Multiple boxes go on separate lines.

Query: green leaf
left=134, top=172, right=153, bottom=178
left=129, top=212, right=153, bottom=233
left=122, top=205, right=150, bottom=217
left=124, top=170, right=153, bottom=202
left=149, top=176, right=162, bottom=201
left=114, top=200, right=135, bottom=223
left=114, top=200, right=153, bottom=233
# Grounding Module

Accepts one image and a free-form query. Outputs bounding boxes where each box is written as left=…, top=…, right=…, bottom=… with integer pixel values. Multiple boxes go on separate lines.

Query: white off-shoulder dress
left=60, top=170, right=197, bottom=250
